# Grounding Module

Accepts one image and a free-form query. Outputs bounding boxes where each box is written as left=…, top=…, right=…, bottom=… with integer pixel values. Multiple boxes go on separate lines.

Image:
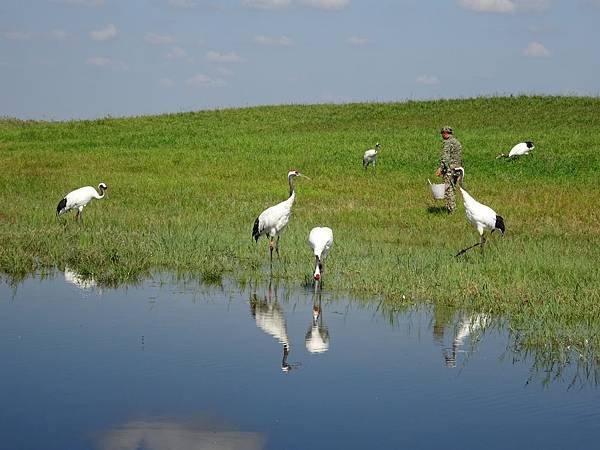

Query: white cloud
left=523, top=41, right=550, bottom=57
left=457, top=0, right=515, bottom=13
left=242, top=0, right=291, bottom=10
left=166, top=46, right=188, bottom=60
left=160, top=78, right=175, bottom=88
left=145, top=33, right=176, bottom=45
left=86, top=56, right=111, bottom=66
left=301, top=0, right=350, bottom=10
left=2, top=31, right=32, bottom=40
left=254, top=35, right=292, bottom=46
left=206, top=51, right=245, bottom=63
left=457, top=0, right=550, bottom=13
left=347, top=36, right=369, bottom=45
left=90, top=24, right=117, bottom=41
left=416, top=75, right=440, bottom=85
left=186, top=73, right=226, bottom=87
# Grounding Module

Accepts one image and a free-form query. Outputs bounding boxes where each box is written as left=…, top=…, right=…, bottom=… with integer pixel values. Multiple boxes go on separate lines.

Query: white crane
left=56, top=182, right=108, bottom=222
left=496, top=141, right=534, bottom=158
left=452, top=167, right=505, bottom=256
left=252, top=170, right=309, bottom=262
left=308, top=226, right=334, bottom=281
left=363, top=142, right=381, bottom=170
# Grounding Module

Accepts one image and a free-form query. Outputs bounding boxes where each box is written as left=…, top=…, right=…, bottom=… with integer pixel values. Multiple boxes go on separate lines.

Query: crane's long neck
left=455, top=176, right=472, bottom=204
left=96, top=185, right=106, bottom=199
left=288, top=174, right=296, bottom=197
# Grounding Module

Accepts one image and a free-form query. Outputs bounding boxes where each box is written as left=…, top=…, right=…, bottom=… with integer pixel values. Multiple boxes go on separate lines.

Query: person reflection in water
left=250, top=279, right=300, bottom=373
left=305, top=283, right=330, bottom=354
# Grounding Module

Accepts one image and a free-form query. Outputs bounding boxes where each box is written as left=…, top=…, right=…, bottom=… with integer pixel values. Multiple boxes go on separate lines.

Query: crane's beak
left=298, top=173, right=311, bottom=180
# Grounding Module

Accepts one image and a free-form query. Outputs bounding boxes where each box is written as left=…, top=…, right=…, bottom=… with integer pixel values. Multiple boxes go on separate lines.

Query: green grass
left=1, top=96, right=599, bottom=358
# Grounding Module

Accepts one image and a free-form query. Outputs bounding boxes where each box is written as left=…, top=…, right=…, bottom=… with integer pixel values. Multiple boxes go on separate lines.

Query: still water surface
left=1, top=273, right=599, bottom=450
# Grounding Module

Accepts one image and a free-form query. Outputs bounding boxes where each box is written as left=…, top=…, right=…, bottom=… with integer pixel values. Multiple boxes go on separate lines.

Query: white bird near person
left=451, top=167, right=505, bottom=256
left=56, top=182, right=108, bottom=222
left=363, top=142, right=381, bottom=170
left=308, top=226, right=334, bottom=281
left=496, top=141, right=534, bottom=158
left=252, top=170, right=310, bottom=262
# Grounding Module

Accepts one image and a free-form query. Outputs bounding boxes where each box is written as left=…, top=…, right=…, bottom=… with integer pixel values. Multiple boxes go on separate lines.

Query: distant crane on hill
left=496, top=141, right=535, bottom=158
left=363, top=143, right=381, bottom=170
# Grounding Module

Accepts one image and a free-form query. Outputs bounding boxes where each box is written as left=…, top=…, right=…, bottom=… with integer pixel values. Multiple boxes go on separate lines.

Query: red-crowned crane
left=452, top=167, right=505, bottom=256
left=308, top=226, right=333, bottom=281
left=496, top=141, right=534, bottom=158
left=363, top=142, right=380, bottom=170
left=56, top=182, right=108, bottom=222
left=252, top=170, right=309, bottom=262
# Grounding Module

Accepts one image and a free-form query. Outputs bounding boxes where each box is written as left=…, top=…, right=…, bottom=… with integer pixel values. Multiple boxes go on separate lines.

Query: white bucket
left=428, top=179, right=445, bottom=200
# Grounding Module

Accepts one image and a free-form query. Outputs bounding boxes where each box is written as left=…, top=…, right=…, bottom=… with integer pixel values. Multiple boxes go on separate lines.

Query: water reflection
left=2, top=275, right=600, bottom=450
left=305, top=285, right=330, bottom=354
left=64, top=266, right=97, bottom=290
left=96, top=417, right=265, bottom=450
left=249, top=279, right=300, bottom=372
left=433, top=305, right=490, bottom=368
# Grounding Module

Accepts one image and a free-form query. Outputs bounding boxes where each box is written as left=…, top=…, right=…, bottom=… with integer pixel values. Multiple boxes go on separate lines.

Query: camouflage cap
left=440, top=126, right=453, bottom=134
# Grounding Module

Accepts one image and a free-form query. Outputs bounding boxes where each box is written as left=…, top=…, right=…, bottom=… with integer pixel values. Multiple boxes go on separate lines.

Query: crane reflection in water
left=249, top=278, right=301, bottom=373
left=305, top=281, right=330, bottom=355
left=433, top=305, right=490, bottom=368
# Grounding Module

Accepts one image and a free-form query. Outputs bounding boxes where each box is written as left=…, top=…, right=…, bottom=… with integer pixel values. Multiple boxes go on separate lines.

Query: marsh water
left=1, top=274, right=599, bottom=450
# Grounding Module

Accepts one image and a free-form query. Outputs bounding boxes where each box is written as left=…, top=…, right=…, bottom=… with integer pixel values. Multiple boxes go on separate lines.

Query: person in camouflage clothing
left=435, top=126, right=462, bottom=213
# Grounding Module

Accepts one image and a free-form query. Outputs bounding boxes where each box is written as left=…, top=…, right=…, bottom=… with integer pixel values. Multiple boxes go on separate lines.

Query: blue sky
left=1, top=0, right=599, bottom=120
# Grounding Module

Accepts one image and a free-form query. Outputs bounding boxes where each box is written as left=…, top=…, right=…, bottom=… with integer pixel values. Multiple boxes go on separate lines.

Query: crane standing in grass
left=252, top=170, right=309, bottom=262
left=496, top=141, right=535, bottom=159
left=452, top=167, right=505, bottom=256
left=308, top=227, right=334, bottom=281
left=56, top=182, right=108, bottom=223
left=363, top=143, right=381, bottom=170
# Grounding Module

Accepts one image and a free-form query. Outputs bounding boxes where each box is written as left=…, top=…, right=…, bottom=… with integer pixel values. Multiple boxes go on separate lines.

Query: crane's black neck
left=288, top=174, right=295, bottom=197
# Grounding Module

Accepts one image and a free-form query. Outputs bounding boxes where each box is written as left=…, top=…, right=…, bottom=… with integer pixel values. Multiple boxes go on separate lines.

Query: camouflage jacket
left=440, top=136, right=462, bottom=174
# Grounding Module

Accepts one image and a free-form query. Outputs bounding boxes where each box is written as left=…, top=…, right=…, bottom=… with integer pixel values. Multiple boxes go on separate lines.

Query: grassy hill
left=1, top=96, right=599, bottom=350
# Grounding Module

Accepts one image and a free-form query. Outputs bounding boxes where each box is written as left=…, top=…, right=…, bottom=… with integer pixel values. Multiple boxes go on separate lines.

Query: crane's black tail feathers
left=495, top=215, right=505, bottom=235
left=252, top=217, right=260, bottom=242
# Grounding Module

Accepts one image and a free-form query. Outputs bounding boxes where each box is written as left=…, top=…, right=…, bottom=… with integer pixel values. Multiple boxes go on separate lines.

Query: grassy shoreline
left=1, top=96, right=599, bottom=346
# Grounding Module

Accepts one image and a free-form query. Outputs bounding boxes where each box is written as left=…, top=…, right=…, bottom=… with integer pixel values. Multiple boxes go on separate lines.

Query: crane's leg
left=269, top=238, right=274, bottom=263
left=275, top=236, right=281, bottom=259
left=78, top=206, right=84, bottom=224
left=480, top=234, right=486, bottom=254
left=455, top=240, right=483, bottom=257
